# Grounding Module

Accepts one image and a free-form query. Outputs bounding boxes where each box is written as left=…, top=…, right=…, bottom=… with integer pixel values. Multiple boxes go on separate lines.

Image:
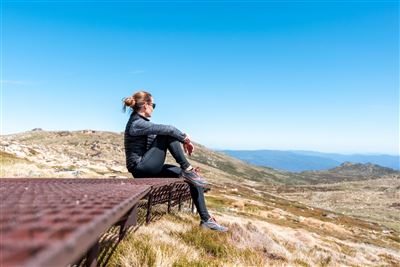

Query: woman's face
left=144, top=97, right=155, bottom=118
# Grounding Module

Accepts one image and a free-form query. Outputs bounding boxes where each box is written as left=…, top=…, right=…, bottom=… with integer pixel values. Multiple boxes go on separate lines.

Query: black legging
left=131, top=135, right=211, bottom=221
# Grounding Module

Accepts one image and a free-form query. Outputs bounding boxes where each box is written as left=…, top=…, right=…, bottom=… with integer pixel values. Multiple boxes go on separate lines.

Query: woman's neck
left=138, top=111, right=149, bottom=118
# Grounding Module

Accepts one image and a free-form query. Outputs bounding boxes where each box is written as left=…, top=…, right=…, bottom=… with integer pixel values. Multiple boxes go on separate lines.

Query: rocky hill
left=299, top=161, right=399, bottom=184
left=1, top=130, right=399, bottom=266
left=330, top=161, right=398, bottom=176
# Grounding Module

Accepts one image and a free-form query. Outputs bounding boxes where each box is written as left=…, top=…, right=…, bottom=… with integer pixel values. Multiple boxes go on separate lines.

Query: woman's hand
left=184, top=142, right=194, bottom=156
left=183, top=134, right=191, bottom=144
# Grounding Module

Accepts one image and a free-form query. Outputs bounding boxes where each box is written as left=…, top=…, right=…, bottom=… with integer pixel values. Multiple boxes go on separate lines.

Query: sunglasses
left=150, top=103, right=156, bottom=109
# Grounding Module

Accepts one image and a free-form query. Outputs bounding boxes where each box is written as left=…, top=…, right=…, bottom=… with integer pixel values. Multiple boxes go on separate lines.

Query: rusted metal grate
left=133, top=178, right=192, bottom=224
left=0, top=179, right=151, bottom=267
left=0, top=178, right=193, bottom=267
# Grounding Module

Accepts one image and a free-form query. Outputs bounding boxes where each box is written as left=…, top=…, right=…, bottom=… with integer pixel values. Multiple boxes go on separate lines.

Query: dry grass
left=109, top=213, right=271, bottom=267
left=109, top=209, right=400, bottom=267
left=279, top=178, right=400, bottom=232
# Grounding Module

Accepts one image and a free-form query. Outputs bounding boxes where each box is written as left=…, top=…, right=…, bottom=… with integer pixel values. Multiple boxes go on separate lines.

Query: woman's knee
left=156, top=135, right=179, bottom=144
left=155, top=135, right=175, bottom=141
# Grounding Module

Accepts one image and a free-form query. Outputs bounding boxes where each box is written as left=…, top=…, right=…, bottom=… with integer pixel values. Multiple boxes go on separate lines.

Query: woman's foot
left=179, top=167, right=208, bottom=188
left=200, top=217, right=228, bottom=232
left=193, top=167, right=211, bottom=192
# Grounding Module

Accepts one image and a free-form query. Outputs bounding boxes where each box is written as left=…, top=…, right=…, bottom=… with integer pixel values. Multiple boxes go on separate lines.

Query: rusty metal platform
left=0, top=178, right=192, bottom=267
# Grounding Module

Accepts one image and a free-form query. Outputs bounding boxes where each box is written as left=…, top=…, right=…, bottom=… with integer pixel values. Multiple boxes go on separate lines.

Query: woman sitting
left=122, top=90, right=228, bottom=232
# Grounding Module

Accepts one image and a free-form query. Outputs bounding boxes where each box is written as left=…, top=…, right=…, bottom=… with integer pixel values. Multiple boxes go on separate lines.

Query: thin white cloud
left=0, top=80, right=36, bottom=85
left=130, top=70, right=145, bottom=75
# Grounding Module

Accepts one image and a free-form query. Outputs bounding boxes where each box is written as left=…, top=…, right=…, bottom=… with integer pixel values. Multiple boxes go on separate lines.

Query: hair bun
left=124, top=96, right=135, bottom=107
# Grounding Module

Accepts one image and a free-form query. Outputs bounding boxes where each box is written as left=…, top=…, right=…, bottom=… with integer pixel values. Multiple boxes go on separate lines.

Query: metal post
left=178, top=194, right=182, bottom=211
left=119, top=204, right=138, bottom=241
left=167, top=186, right=172, bottom=213
left=86, top=241, right=100, bottom=267
left=146, top=193, right=153, bottom=224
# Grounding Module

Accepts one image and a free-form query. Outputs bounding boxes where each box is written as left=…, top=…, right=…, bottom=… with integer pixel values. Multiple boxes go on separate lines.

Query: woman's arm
left=129, top=119, right=187, bottom=142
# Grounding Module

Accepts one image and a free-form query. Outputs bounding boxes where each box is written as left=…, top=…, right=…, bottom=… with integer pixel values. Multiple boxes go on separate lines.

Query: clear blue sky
left=1, top=0, right=399, bottom=155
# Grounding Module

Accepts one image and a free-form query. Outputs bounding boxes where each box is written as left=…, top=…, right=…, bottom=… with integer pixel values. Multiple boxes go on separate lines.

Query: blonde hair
left=122, top=91, right=152, bottom=112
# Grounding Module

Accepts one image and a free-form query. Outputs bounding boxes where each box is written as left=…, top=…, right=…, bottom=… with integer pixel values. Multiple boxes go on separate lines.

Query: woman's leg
left=156, top=136, right=208, bottom=188
left=157, top=164, right=181, bottom=177
left=133, top=135, right=190, bottom=177
left=158, top=164, right=211, bottom=221
left=189, top=183, right=211, bottom=221
left=133, top=136, right=211, bottom=221
left=164, top=136, right=191, bottom=170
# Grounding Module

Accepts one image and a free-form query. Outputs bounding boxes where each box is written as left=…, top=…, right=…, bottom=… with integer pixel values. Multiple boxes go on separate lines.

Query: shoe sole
left=183, top=178, right=208, bottom=188
left=179, top=175, right=208, bottom=188
left=200, top=225, right=228, bottom=232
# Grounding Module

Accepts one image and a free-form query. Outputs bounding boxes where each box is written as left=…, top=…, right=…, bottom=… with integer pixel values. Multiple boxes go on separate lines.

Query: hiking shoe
left=180, top=168, right=208, bottom=188
left=200, top=217, right=228, bottom=232
left=194, top=167, right=211, bottom=192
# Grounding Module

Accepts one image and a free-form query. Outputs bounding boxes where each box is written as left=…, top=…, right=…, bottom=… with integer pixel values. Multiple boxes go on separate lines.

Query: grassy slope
left=109, top=181, right=400, bottom=266
left=276, top=178, right=400, bottom=232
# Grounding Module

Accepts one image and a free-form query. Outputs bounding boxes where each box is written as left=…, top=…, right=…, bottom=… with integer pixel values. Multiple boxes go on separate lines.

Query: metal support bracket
left=146, top=193, right=153, bottom=224
left=86, top=241, right=100, bottom=267
left=118, top=204, right=138, bottom=241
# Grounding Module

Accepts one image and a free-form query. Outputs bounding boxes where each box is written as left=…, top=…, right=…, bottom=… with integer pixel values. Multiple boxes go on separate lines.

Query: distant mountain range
left=219, top=149, right=400, bottom=172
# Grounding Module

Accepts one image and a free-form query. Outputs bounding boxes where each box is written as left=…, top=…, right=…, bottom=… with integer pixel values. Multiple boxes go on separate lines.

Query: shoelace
left=209, top=216, right=218, bottom=223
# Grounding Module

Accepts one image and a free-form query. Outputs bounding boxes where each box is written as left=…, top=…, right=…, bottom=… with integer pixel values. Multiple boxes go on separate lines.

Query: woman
left=122, top=91, right=228, bottom=232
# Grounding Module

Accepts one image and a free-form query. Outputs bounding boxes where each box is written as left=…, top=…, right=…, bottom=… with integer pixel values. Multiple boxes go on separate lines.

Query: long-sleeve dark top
left=124, top=112, right=186, bottom=172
